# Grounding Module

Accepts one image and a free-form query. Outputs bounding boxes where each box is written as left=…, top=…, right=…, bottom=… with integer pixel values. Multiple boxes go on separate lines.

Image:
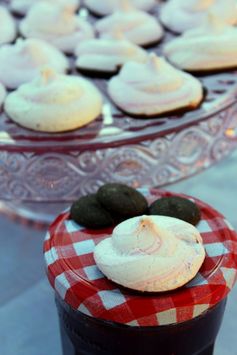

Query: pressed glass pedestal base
left=0, top=100, right=237, bottom=225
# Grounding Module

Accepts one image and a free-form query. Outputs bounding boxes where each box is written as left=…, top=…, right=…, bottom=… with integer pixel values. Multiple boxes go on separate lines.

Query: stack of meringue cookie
left=0, top=0, right=237, bottom=132
left=70, top=183, right=205, bottom=292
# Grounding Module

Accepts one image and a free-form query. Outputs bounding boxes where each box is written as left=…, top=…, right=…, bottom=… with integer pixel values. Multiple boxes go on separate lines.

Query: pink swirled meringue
left=4, top=68, right=103, bottom=132
left=0, top=38, right=69, bottom=89
left=10, top=0, right=80, bottom=15
left=160, top=0, right=237, bottom=33
left=163, top=15, right=237, bottom=71
left=0, top=83, right=6, bottom=109
left=94, top=215, right=205, bottom=292
left=95, top=1, right=163, bottom=46
left=84, top=0, right=156, bottom=16
left=108, top=54, right=203, bottom=116
left=0, top=6, right=16, bottom=45
left=75, top=32, right=147, bottom=74
left=20, top=2, right=94, bottom=53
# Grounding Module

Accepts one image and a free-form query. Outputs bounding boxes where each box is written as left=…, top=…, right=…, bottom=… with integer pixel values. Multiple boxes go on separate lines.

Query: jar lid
left=44, top=188, right=237, bottom=326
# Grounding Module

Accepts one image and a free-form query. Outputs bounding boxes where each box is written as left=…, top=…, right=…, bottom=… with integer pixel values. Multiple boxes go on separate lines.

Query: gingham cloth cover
left=44, top=188, right=237, bottom=326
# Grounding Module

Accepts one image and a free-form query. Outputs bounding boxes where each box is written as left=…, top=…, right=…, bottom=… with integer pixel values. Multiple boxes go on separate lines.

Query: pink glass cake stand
left=1, top=1, right=237, bottom=224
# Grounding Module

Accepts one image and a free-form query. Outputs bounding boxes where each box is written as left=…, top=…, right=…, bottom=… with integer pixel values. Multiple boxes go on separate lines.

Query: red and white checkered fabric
left=44, top=188, right=237, bottom=326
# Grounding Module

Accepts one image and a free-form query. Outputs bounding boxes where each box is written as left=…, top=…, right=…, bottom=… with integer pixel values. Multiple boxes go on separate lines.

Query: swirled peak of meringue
left=108, top=54, right=203, bottom=116
left=0, top=83, right=6, bottom=109
left=164, top=14, right=237, bottom=71
left=75, top=32, right=147, bottom=73
left=0, top=6, right=16, bottom=45
left=10, top=0, right=80, bottom=15
left=4, top=68, right=103, bottom=132
left=84, top=0, right=156, bottom=16
left=0, top=38, right=69, bottom=89
left=95, top=0, right=163, bottom=46
left=160, top=0, right=237, bottom=33
left=20, top=2, right=94, bottom=53
left=94, top=215, right=205, bottom=292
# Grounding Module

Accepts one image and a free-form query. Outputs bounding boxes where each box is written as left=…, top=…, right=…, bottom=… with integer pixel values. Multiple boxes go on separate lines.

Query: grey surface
left=0, top=151, right=237, bottom=355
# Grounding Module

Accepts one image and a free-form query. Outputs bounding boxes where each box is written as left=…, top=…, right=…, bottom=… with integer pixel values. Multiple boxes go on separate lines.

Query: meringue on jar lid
left=0, top=38, right=69, bottom=89
left=4, top=68, right=103, bottom=132
left=164, top=14, right=237, bottom=71
left=84, top=0, right=156, bottom=16
left=75, top=31, right=147, bottom=75
left=108, top=54, right=203, bottom=116
left=10, top=0, right=80, bottom=15
left=19, top=2, right=94, bottom=53
left=0, top=84, right=6, bottom=110
left=160, top=0, right=237, bottom=33
left=94, top=215, right=206, bottom=292
left=95, top=0, right=163, bottom=47
left=0, top=6, right=16, bottom=45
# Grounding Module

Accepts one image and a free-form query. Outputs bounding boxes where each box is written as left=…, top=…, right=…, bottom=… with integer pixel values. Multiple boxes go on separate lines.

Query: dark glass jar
left=56, top=294, right=226, bottom=355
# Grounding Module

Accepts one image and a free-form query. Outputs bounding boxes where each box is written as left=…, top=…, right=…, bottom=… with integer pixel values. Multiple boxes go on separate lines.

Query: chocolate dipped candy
left=95, top=0, right=163, bottom=47
left=4, top=68, right=102, bottom=132
left=97, top=183, right=148, bottom=218
left=149, top=196, right=201, bottom=226
left=160, top=0, right=237, bottom=34
left=163, top=14, right=237, bottom=72
left=84, top=0, right=156, bottom=16
left=0, top=38, right=69, bottom=89
left=75, top=32, right=147, bottom=75
left=20, top=2, right=94, bottom=53
left=70, top=194, right=114, bottom=229
left=108, top=54, right=203, bottom=116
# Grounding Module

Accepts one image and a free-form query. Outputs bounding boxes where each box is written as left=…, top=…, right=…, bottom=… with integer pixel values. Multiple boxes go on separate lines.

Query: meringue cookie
left=75, top=33, right=147, bottom=74
left=84, top=0, right=156, bottom=16
left=95, top=1, right=163, bottom=47
left=0, top=6, right=16, bottom=45
left=10, top=0, right=80, bottom=15
left=108, top=54, right=203, bottom=116
left=0, top=83, right=6, bottom=109
left=94, top=215, right=205, bottom=292
left=20, top=2, right=94, bottom=53
left=0, top=38, right=69, bottom=89
left=4, top=68, right=103, bottom=132
left=160, top=0, right=237, bottom=33
left=163, top=15, right=237, bottom=71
